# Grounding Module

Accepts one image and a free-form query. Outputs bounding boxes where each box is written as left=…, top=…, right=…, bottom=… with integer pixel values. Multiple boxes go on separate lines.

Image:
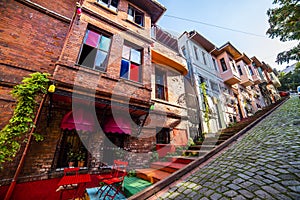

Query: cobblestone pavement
left=157, top=97, right=300, bottom=200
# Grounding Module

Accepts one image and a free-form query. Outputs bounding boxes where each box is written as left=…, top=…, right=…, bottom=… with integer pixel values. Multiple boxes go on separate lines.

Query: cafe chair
left=97, top=160, right=128, bottom=199
left=56, top=167, right=80, bottom=193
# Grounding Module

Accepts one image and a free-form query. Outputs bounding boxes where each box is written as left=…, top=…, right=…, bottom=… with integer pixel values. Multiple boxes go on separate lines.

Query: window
left=210, top=81, right=219, bottom=92
left=78, top=29, right=111, bottom=71
left=194, top=46, right=199, bottom=60
left=202, top=51, right=207, bottom=65
left=248, top=66, right=254, bottom=76
left=156, top=127, right=170, bottom=144
left=237, top=65, right=243, bottom=75
left=220, top=58, right=227, bottom=71
left=128, top=5, right=144, bottom=26
left=56, top=130, right=88, bottom=168
left=212, top=58, right=218, bottom=71
left=120, top=44, right=142, bottom=82
left=155, top=68, right=167, bottom=100
left=199, top=76, right=206, bottom=84
left=229, top=58, right=237, bottom=72
left=181, top=46, right=187, bottom=58
left=96, top=0, right=119, bottom=12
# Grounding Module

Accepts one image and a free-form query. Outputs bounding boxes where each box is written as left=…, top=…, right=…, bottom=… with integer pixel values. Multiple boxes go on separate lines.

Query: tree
left=278, top=62, right=300, bottom=91
left=266, top=0, right=300, bottom=64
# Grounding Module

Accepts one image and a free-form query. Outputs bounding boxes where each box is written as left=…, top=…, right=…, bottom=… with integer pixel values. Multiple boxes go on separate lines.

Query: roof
left=188, top=31, right=215, bottom=52
left=127, top=0, right=166, bottom=23
left=211, top=42, right=242, bottom=59
left=251, top=56, right=263, bottom=67
left=236, top=53, right=251, bottom=65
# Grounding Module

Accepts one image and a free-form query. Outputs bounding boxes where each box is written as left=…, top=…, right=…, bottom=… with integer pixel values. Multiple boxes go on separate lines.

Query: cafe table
left=57, top=173, right=91, bottom=200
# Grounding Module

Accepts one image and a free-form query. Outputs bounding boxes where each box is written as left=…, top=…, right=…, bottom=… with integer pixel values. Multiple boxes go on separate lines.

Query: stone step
left=168, top=156, right=197, bottom=164
left=188, top=144, right=216, bottom=151
left=136, top=168, right=171, bottom=184
left=182, top=150, right=209, bottom=157
left=150, top=161, right=187, bottom=173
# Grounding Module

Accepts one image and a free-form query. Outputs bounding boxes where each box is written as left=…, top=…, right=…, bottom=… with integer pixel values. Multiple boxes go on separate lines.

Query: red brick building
left=0, top=0, right=168, bottom=183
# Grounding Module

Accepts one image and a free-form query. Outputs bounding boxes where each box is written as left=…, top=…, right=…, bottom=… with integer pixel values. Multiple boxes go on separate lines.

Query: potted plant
left=77, top=150, right=86, bottom=167
left=67, top=149, right=76, bottom=167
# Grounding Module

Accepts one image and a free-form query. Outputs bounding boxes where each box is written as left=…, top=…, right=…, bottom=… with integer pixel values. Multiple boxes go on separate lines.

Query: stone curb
left=128, top=98, right=289, bottom=200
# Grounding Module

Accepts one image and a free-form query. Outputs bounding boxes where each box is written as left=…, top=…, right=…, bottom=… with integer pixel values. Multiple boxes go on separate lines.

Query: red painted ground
left=0, top=175, right=100, bottom=200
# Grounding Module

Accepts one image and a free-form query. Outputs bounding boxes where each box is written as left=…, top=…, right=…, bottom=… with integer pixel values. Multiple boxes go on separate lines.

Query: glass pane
left=111, top=0, right=118, bottom=8
left=122, top=45, right=130, bottom=59
left=95, top=50, right=108, bottom=71
left=130, top=48, right=141, bottom=64
left=84, top=30, right=100, bottom=48
left=130, top=63, right=140, bottom=82
left=120, top=59, right=129, bottom=79
left=99, top=36, right=111, bottom=52
left=78, top=44, right=97, bottom=68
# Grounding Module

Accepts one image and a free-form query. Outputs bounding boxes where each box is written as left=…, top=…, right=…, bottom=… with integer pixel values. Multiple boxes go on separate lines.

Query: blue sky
left=156, top=0, right=297, bottom=71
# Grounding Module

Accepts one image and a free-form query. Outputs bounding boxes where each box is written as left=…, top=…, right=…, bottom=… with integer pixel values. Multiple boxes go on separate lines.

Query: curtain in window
left=120, top=59, right=129, bottom=79
left=84, top=30, right=100, bottom=48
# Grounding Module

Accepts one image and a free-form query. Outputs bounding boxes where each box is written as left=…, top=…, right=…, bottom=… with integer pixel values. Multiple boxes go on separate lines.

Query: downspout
left=4, top=94, right=47, bottom=200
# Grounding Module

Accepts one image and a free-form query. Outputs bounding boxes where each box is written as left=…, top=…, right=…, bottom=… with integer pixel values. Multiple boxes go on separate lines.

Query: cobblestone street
left=157, top=97, right=300, bottom=200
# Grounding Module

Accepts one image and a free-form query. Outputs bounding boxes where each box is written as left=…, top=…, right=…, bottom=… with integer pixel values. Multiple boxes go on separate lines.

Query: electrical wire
left=164, top=14, right=268, bottom=38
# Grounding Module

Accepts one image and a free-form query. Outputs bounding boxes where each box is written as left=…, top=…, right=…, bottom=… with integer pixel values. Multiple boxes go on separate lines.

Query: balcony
left=221, top=69, right=241, bottom=85
left=240, top=73, right=254, bottom=87
left=251, top=74, right=262, bottom=84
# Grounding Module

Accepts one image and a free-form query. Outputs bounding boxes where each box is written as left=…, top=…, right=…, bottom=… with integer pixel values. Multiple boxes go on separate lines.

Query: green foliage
left=266, top=0, right=300, bottom=64
left=127, top=169, right=136, bottom=177
left=200, top=82, right=211, bottom=132
left=278, top=62, right=300, bottom=91
left=149, top=151, right=159, bottom=162
left=0, top=72, right=50, bottom=166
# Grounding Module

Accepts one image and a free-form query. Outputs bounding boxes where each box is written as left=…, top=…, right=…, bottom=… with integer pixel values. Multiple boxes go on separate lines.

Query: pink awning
left=60, top=109, right=96, bottom=132
left=103, top=116, right=131, bottom=134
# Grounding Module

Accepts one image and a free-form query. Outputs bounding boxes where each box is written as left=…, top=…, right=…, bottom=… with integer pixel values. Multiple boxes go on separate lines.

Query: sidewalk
left=155, top=97, right=300, bottom=200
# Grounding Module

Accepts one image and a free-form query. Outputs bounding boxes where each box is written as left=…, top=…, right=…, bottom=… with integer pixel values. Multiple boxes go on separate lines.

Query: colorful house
left=0, top=0, right=167, bottom=183
left=150, top=25, right=189, bottom=156
left=178, top=31, right=227, bottom=134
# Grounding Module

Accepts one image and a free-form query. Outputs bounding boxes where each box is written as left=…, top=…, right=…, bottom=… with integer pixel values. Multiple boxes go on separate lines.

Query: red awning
left=60, top=108, right=96, bottom=132
left=103, top=116, right=131, bottom=134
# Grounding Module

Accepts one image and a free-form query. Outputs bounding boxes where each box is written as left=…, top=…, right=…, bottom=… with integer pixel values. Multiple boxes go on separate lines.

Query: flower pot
left=68, top=161, right=74, bottom=167
left=78, top=161, right=85, bottom=167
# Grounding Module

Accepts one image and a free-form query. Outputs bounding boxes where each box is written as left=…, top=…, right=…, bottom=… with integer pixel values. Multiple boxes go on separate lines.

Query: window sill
left=125, top=18, right=145, bottom=29
left=153, top=98, right=187, bottom=109
left=119, top=78, right=144, bottom=87
left=74, top=64, right=106, bottom=75
left=94, top=2, right=118, bottom=15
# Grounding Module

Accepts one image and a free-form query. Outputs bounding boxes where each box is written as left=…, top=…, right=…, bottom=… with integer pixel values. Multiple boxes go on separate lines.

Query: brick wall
left=0, top=1, right=70, bottom=80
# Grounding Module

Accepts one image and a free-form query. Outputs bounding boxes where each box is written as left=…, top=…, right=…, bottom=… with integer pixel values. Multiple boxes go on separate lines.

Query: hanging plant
left=200, top=82, right=211, bottom=133
left=0, top=72, right=50, bottom=166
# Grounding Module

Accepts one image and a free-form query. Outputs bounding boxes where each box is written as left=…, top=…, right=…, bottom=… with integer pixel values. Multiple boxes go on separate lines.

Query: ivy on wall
left=200, top=82, right=211, bottom=133
left=0, top=72, right=50, bottom=166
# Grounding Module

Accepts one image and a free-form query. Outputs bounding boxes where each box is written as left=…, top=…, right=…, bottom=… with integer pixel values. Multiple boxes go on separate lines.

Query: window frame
left=155, top=67, right=168, bottom=101
left=120, top=43, right=143, bottom=83
left=96, top=0, right=119, bottom=12
left=212, top=58, right=218, bottom=71
left=194, top=46, right=199, bottom=60
left=220, top=58, right=227, bottom=72
left=127, top=4, right=144, bottom=27
left=77, top=28, right=112, bottom=72
left=237, top=65, right=243, bottom=76
left=202, top=51, right=207, bottom=65
left=156, top=127, right=170, bottom=144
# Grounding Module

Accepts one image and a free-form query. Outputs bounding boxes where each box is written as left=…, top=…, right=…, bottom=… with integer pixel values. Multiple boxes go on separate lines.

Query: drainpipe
left=4, top=94, right=47, bottom=200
